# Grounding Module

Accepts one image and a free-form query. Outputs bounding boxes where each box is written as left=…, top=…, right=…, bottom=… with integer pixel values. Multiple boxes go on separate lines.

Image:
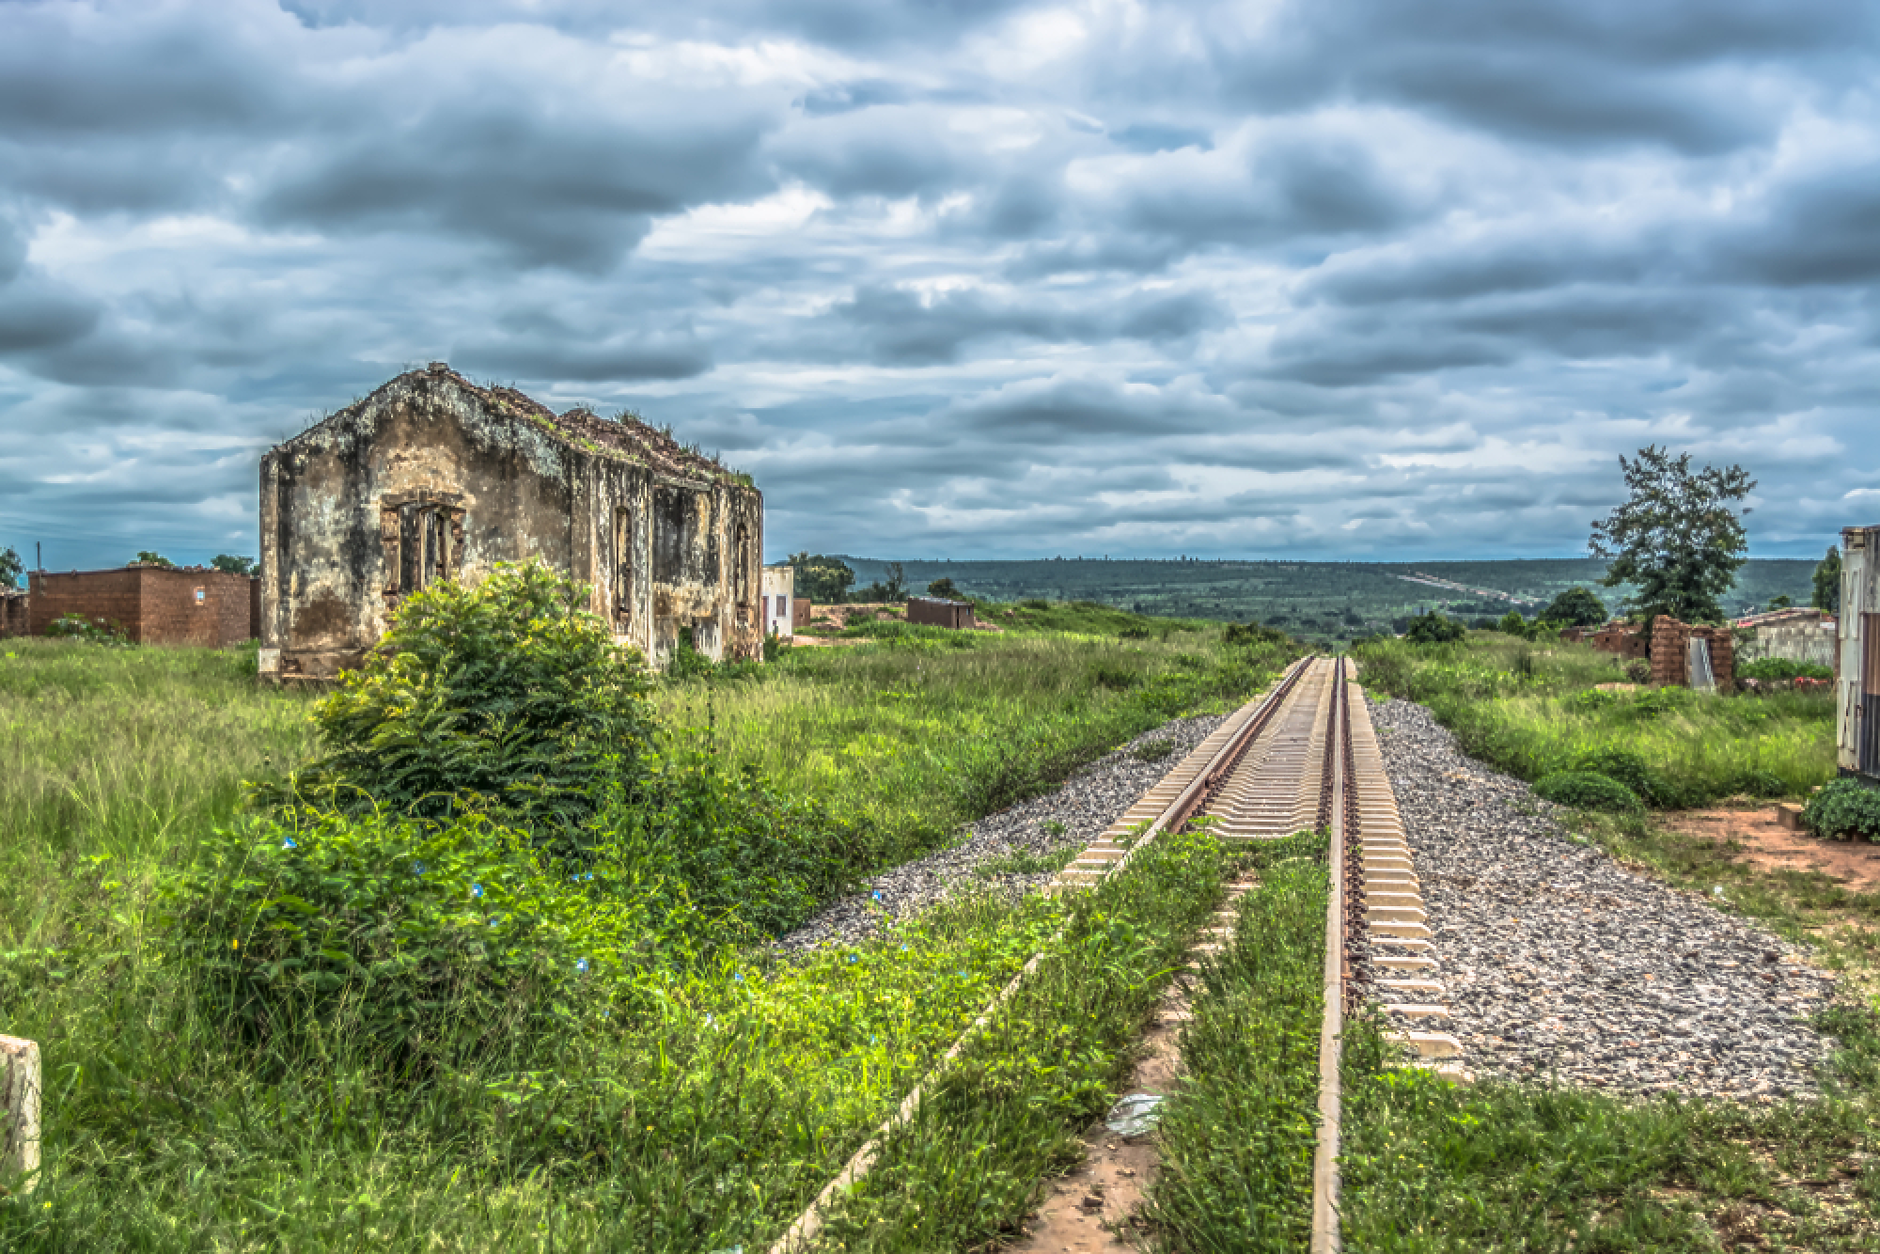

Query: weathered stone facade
left=259, top=364, right=763, bottom=680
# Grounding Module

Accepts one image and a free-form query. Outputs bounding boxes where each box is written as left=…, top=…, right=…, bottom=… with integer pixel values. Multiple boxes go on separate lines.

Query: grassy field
left=1350, top=632, right=1837, bottom=804
left=1335, top=630, right=1880, bottom=1251
left=0, top=606, right=1300, bottom=1251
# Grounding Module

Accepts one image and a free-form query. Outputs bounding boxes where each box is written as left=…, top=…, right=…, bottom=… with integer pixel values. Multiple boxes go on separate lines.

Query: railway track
left=773, top=655, right=1457, bottom=1252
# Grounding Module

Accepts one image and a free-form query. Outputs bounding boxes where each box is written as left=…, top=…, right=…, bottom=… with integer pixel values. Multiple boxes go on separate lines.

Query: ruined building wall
left=261, top=367, right=763, bottom=679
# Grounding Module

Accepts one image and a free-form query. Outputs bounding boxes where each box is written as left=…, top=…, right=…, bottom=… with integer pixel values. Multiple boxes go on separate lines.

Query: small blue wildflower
left=899, top=944, right=908, bottom=952
left=582, top=872, right=594, bottom=882
left=872, top=891, right=882, bottom=901
left=705, top=1014, right=715, bottom=1027
left=280, top=837, right=297, bottom=851
left=847, top=954, right=858, bottom=964
left=576, top=958, right=590, bottom=974
left=471, top=883, right=484, bottom=898
left=733, top=973, right=744, bottom=983
left=412, top=861, right=425, bottom=875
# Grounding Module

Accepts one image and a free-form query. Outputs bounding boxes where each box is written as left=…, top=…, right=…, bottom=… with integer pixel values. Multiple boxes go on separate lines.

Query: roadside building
left=907, top=595, right=975, bottom=630
left=259, top=364, right=764, bottom=681
left=25, top=564, right=257, bottom=645
left=762, top=564, right=795, bottom=639
left=1734, top=606, right=1836, bottom=673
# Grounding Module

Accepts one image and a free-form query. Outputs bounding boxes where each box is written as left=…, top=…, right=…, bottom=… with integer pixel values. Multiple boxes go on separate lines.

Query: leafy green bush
left=1804, top=778, right=1880, bottom=841
left=277, top=562, right=657, bottom=829
left=1403, top=611, right=1465, bottom=644
left=1533, top=770, right=1643, bottom=813
left=1738, top=657, right=1834, bottom=681
left=160, top=808, right=679, bottom=1068
left=1222, top=621, right=1294, bottom=649
left=1725, top=768, right=1788, bottom=798
left=45, top=613, right=129, bottom=644
left=1568, top=748, right=1688, bottom=809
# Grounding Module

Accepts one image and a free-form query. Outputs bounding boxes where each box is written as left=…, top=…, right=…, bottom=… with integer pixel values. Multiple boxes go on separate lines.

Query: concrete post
left=1, top=1035, right=41, bottom=1193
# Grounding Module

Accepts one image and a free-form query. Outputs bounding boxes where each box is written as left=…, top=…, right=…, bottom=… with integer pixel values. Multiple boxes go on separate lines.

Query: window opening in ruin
left=734, top=523, right=752, bottom=627
left=653, top=487, right=717, bottom=584
left=383, top=499, right=463, bottom=599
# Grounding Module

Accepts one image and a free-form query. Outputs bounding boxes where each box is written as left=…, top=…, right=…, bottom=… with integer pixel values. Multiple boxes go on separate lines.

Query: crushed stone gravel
left=1367, top=694, right=1837, bottom=1101
left=774, top=711, right=1231, bottom=952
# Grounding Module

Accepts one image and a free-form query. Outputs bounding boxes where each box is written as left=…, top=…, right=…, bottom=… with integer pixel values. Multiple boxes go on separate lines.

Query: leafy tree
left=927, top=576, right=963, bottom=600
left=788, top=552, right=855, bottom=604
left=853, top=561, right=909, bottom=603
left=0, top=545, right=21, bottom=589
left=134, top=550, right=176, bottom=568
left=1542, top=586, right=1607, bottom=627
left=1766, top=594, right=1793, bottom=611
left=1813, top=545, right=1842, bottom=614
left=1403, top=610, right=1465, bottom=644
left=212, top=554, right=257, bottom=575
left=1589, top=446, right=1755, bottom=624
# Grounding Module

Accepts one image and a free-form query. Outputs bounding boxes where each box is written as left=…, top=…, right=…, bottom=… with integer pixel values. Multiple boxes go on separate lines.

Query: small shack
left=761, top=564, right=795, bottom=639
left=26, top=565, right=258, bottom=645
left=1837, top=524, right=1880, bottom=783
left=907, top=595, right=975, bottom=630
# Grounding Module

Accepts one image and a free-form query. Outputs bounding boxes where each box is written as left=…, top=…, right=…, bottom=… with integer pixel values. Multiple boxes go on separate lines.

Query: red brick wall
left=26, top=568, right=256, bottom=645
left=0, top=592, right=27, bottom=638
left=29, top=569, right=144, bottom=638
left=138, top=569, right=256, bottom=646
left=1647, top=616, right=1736, bottom=692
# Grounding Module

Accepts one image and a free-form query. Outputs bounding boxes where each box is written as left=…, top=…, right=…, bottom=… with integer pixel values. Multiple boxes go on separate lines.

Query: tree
left=0, top=546, right=21, bottom=589
left=1589, top=446, right=1755, bottom=624
left=1404, top=610, right=1465, bottom=644
left=1542, top=586, right=1608, bottom=627
left=134, top=551, right=176, bottom=568
left=1813, top=546, right=1842, bottom=614
left=853, top=562, right=908, bottom=603
left=788, top=552, right=855, bottom=604
left=212, top=554, right=257, bottom=576
left=1767, top=594, right=1793, bottom=611
left=927, top=576, right=963, bottom=600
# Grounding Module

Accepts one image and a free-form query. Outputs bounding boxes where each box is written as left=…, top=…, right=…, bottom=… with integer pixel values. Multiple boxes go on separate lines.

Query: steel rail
left=1310, top=658, right=1348, bottom=1254
left=766, top=657, right=1314, bottom=1254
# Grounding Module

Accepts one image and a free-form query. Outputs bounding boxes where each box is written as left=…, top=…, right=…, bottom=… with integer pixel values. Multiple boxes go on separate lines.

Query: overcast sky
left=1, top=0, right=1876, bottom=571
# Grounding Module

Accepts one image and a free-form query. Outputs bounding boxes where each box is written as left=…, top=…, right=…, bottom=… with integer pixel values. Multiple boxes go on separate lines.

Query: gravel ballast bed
left=1368, top=695, right=1836, bottom=1100
left=775, top=711, right=1232, bottom=952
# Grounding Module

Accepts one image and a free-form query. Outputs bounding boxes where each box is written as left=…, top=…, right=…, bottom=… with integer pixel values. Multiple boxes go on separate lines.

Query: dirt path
left=1661, top=808, right=1880, bottom=894
left=1003, top=882, right=1252, bottom=1251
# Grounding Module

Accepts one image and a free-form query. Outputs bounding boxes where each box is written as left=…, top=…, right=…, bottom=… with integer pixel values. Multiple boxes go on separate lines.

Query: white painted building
left=762, top=564, right=795, bottom=639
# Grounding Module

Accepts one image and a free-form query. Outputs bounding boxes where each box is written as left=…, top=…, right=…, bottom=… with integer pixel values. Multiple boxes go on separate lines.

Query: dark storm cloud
left=4, top=0, right=1878, bottom=568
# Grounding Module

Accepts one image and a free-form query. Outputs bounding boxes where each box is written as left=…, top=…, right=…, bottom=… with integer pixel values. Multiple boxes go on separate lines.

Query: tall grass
left=658, top=629, right=1292, bottom=864
left=0, top=639, right=317, bottom=949
left=0, top=621, right=1298, bottom=1250
left=1352, top=634, right=1836, bottom=802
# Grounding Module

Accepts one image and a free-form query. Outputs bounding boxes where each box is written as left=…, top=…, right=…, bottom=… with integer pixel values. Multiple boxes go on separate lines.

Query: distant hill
left=815, top=556, right=1820, bottom=645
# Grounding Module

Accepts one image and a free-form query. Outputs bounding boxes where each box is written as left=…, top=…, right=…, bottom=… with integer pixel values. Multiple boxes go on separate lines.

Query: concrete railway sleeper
left=768, top=656, right=1447, bottom=1251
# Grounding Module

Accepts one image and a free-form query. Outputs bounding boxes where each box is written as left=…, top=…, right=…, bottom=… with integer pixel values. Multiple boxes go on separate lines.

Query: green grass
left=1146, top=832, right=1329, bottom=1253
left=1340, top=1000, right=1880, bottom=1252
left=811, top=826, right=1232, bottom=1251
left=1351, top=633, right=1836, bottom=803
left=658, top=626, right=1299, bottom=867
left=0, top=638, right=317, bottom=950
left=0, top=614, right=1300, bottom=1250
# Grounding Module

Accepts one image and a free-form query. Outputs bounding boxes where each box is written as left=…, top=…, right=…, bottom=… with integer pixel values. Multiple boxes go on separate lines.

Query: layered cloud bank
left=1, top=0, right=1875, bottom=566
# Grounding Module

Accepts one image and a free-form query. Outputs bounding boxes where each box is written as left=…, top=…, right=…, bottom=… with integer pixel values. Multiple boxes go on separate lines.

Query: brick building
left=907, top=595, right=976, bottom=630
left=1647, top=615, right=1736, bottom=692
left=26, top=565, right=258, bottom=646
left=0, top=590, right=26, bottom=639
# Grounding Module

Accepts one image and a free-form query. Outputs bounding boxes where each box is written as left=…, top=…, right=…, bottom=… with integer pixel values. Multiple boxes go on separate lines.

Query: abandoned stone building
left=259, top=364, right=764, bottom=680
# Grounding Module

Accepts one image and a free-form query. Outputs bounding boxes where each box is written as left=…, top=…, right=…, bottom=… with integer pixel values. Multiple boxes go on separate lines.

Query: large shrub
left=279, top=562, right=657, bottom=829
left=1804, top=779, right=1880, bottom=842
left=160, top=808, right=688, bottom=1069
left=1568, top=748, right=1688, bottom=809
left=1403, top=611, right=1465, bottom=644
left=1533, top=771, right=1643, bottom=814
